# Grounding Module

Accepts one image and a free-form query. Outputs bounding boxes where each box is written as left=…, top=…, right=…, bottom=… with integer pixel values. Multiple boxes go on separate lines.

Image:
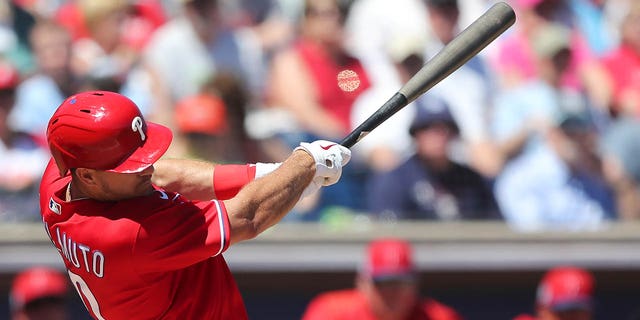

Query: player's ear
left=74, top=168, right=99, bottom=186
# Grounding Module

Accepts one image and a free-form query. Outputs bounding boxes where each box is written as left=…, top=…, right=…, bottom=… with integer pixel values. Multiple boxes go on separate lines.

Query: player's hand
left=295, top=140, right=351, bottom=186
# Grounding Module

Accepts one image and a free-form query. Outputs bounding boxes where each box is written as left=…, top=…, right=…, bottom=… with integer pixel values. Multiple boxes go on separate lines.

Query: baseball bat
left=341, top=1, right=516, bottom=148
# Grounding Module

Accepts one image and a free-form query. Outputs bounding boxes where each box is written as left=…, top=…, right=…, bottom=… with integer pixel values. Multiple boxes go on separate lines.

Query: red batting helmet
left=536, top=266, right=595, bottom=312
left=46, top=91, right=173, bottom=175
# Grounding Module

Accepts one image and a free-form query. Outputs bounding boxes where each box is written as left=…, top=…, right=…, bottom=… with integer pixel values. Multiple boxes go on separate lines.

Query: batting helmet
left=46, top=91, right=172, bottom=175
left=536, top=266, right=594, bottom=312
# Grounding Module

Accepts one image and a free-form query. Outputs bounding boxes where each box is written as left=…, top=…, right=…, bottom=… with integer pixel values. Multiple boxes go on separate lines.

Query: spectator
left=344, top=0, right=429, bottom=90
left=8, top=19, right=77, bottom=143
left=350, top=35, right=422, bottom=172
left=422, top=0, right=503, bottom=178
left=600, top=3, right=640, bottom=117
left=267, top=0, right=371, bottom=142
left=513, top=266, right=595, bottom=320
left=367, top=95, right=501, bottom=221
left=493, top=0, right=611, bottom=109
left=600, top=116, right=640, bottom=220
left=143, top=0, right=257, bottom=159
left=492, top=22, right=615, bottom=231
left=302, top=238, right=462, bottom=320
left=0, top=60, right=49, bottom=222
left=174, top=92, right=230, bottom=162
left=567, top=0, right=616, bottom=57
left=10, top=266, right=70, bottom=320
left=264, top=0, right=372, bottom=218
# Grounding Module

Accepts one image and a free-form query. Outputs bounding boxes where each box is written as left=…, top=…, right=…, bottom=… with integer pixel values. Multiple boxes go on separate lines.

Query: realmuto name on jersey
left=45, top=222, right=105, bottom=278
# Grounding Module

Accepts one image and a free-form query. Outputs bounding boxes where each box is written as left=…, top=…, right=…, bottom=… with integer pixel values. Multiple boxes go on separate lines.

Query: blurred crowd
left=1, top=0, right=640, bottom=232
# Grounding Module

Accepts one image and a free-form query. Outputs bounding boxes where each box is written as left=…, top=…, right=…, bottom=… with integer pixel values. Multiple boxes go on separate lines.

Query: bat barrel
left=340, top=2, right=516, bottom=149
left=399, top=2, right=516, bottom=102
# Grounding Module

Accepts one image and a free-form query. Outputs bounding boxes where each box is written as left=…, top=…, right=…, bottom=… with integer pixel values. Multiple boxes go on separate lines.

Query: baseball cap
left=175, top=94, right=228, bottom=135
left=10, top=267, right=68, bottom=311
left=531, top=23, right=572, bottom=59
left=536, top=266, right=594, bottom=312
left=362, top=238, right=416, bottom=282
left=409, top=95, right=459, bottom=136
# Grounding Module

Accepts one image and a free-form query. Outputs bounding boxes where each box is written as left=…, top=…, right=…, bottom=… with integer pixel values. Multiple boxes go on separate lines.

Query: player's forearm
left=225, top=151, right=314, bottom=244
left=152, top=158, right=217, bottom=200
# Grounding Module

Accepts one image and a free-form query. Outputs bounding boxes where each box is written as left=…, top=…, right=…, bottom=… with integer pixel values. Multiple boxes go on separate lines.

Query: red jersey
left=302, top=289, right=462, bottom=320
left=38, top=159, right=247, bottom=320
left=295, top=40, right=371, bottom=133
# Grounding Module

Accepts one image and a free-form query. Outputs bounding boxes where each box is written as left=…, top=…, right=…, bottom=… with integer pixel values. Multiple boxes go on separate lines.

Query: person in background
left=492, top=22, right=615, bottom=231
left=10, top=266, right=70, bottom=320
left=302, top=238, right=462, bottom=320
left=349, top=35, right=423, bottom=173
left=600, top=2, right=640, bottom=117
left=367, top=95, right=501, bottom=221
left=513, top=266, right=595, bottom=320
left=264, top=0, right=372, bottom=219
left=422, top=0, right=503, bottom=179
left=174, top=92, right=230, bottom=162
left=0, top=60, right=49, bottom=222
left=599, top=116, right=640, bottom=220
left=8, top=19, right=77, bottom=144
left=493, top=0, right=611, bottom=110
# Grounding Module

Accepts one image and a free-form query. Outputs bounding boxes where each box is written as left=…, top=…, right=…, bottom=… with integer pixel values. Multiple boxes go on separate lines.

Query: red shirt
left=295, top=40, right=371, bottom=133
left=39, top=159, right=247, bottom=319
left=302, top=289, right=462, bottom=320
left=601, top=45, right=640, bottom=113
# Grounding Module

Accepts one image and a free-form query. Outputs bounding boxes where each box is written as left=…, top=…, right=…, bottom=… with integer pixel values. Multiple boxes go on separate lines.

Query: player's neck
left=66, top=182, right=90, bottom=202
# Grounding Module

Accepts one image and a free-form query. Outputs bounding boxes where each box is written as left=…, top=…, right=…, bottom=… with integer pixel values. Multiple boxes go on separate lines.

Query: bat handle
left=340, top=93, right=408, bottom=149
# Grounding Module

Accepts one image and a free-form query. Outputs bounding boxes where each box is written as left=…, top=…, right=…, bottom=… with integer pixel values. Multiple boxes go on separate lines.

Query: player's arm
left=151, top=158, right=280, bottom=201
left=224, top=141, right=350, bottom=245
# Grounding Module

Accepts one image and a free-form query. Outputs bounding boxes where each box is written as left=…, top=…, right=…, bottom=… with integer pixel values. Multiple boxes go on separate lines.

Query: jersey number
left=68, top=270, right=107, bottom=320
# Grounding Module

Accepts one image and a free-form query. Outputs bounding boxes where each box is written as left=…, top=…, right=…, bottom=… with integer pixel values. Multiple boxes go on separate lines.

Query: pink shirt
left=39, top=159, right=247, bottom=319
left=494, top=28, right=594, bottom=90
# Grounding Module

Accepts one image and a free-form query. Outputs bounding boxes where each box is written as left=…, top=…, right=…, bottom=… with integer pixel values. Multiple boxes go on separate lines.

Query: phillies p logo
left=131, top=116, right=146, bottom=142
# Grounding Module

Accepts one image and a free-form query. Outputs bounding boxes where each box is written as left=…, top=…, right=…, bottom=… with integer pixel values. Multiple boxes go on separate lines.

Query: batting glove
left=295, top=140, right=351, bottom=187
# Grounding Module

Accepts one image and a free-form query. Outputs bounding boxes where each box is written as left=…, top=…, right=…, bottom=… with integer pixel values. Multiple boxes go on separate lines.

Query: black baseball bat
left=341, top=1, right=516, bottom=148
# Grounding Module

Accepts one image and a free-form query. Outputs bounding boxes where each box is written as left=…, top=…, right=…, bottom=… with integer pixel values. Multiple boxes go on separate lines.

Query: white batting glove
left=295, top=140, right=351, bottom=187
left=301, top=176, right=324, bottom=198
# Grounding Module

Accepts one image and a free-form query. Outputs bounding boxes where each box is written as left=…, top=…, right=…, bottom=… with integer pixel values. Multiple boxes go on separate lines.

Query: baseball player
left=39, top=91, right=350, bottom=319
left=302, top=238, right=462, bottom=320
left=10, top=267, right=70, bottom=320
left=513, top=266, right=595, bottom=320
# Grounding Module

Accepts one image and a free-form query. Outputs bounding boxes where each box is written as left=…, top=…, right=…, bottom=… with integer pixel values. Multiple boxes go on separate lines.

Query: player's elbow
left=229, top=217, right=261, bottom=244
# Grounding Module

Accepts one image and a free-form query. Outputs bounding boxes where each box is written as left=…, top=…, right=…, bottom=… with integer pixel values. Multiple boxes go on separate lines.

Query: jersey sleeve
left=132, top=194, right=231, bottom=273
left=213, top=164, right=256, bottom=200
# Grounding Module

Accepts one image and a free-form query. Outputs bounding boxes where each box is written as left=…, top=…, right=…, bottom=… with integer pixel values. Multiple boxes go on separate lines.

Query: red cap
left=10, top=267, right=68, bottom=311
left=175, top=94, right=228, bottom=135
left=0, top=61, right=19, bottom=90
left=363, top=238, right=415, bottom=281
left=536, top=266, right=594, bottom=312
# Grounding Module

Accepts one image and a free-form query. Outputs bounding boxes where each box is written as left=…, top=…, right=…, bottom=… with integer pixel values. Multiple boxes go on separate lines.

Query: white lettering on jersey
left=131, top=116, right=146, bottom=141
left=49, top=197, right=62, bottom=215
left=55, top=227, right=105, bottom=278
